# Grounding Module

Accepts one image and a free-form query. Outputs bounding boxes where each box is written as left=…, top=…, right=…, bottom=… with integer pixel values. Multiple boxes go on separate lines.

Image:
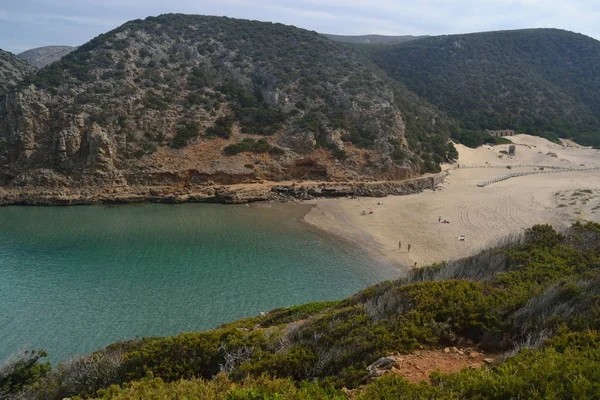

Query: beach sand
left=305, top=135, right=600, bottom=271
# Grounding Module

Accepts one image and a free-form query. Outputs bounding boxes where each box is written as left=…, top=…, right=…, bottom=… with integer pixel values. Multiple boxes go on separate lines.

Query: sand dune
left=305, top=135, right=600, bottom=271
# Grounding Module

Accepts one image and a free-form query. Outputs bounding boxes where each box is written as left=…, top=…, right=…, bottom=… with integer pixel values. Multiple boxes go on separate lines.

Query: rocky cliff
left=18, top=45, right=76, bottom=68
left=0, top=14, right=455, bottom=197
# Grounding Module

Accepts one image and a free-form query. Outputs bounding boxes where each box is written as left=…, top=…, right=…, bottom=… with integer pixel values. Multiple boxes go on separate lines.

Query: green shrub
left=170, top=121, right=201, bottom=148
left=205, top=117, right=233, bottom=138
left=0, top=350, right=50, bottom=395
left=223, top=138, right=272, bottom=155
left=94, top=374, right=346, bottom=400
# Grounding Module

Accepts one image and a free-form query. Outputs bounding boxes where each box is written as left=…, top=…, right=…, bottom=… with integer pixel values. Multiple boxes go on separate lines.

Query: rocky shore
left=0, top=172, right=448, bottom=206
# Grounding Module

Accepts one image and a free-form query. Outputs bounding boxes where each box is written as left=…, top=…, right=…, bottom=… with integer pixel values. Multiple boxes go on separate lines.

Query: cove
left=0, top=203, right=400, bottom=363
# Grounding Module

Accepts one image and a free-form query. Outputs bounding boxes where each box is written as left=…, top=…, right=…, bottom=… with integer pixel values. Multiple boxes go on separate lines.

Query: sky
left=1, top=0, right=599, bottom=53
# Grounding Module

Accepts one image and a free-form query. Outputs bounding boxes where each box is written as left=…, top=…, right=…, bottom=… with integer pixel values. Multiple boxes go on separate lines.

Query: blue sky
left=1, top=0, right=599, bottom=53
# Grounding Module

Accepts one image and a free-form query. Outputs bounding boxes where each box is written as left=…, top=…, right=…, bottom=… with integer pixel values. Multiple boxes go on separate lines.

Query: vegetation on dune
left=368, top=29, right=600, bottom=148
left=4, top=222, right=600, bottom=399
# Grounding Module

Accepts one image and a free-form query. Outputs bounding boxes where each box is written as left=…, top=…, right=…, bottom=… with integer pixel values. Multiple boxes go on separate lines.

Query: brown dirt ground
left=390, top=349, right=495, bottom=383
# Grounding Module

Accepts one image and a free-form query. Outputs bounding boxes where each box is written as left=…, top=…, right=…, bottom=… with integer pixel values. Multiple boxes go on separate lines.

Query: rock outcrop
left=0, top=171, right=448, bottom=205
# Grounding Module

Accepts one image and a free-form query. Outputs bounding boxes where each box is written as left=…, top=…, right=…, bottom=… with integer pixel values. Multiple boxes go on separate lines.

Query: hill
left=3, top=222, right=600, bottom=398
left=0, top=49, right=35, bottom=95
left=367, top=29, right=600, bottom=147
left=322, top=33, right=426, bottom=44
left=0, top=14, right=455, bottom=193
left=18, top=45, right=76, bottom=68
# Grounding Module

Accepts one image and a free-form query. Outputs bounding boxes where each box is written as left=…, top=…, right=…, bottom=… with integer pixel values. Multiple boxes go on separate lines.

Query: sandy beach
left=305, top=135, right=600, bottom=271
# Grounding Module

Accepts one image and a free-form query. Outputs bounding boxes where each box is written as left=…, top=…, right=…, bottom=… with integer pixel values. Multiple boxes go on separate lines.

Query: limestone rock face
left=366, top=355, right=403, bottom=379
left=374, top=112, right=406, bottom=153
left=85, top=123, right=115, bottom=173
left=0, top=87, right=52, bottom=183
left=56, top=116, right=85, bottom=168
left=326, top=129, right=345, bottom=151
left=0, top=86, right=123, bottom=186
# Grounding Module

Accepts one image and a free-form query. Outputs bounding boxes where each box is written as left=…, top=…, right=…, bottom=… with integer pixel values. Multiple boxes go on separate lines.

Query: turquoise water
left=0, top=203, right=400, bottom=363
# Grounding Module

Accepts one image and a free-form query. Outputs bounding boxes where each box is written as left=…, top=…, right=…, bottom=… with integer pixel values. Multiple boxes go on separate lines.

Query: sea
left=0, top=203, right=400, bottom=363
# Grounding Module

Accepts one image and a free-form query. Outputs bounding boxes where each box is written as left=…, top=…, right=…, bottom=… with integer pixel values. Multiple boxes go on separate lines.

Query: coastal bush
left=93, top=374, right=345, bottom=399
left=205, top=116, right=233, bottom=138
left=358, top=330, right=600, bottom=399
left=0, top=349, right=50, bottom=395
left=224, top=138, right=272, bottom=155
left=85, top=330, right=600, bottom=399
left=170, top=121, right=201, bottom=148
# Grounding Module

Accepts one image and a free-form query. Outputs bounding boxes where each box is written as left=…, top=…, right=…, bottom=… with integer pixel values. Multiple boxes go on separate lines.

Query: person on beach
left=408, top=244, right=411, bottom=253
left=438, top=216, right=441, bottom=223
left=398, top=241, right=401, bottom=249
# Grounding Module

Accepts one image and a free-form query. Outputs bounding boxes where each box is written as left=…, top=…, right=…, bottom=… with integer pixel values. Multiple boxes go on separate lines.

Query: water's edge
left=0, top=172, right=448, bottom=206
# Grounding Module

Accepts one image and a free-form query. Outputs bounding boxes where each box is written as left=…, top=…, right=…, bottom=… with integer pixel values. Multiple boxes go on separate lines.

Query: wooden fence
left=476, top=167, right=600, bottom=187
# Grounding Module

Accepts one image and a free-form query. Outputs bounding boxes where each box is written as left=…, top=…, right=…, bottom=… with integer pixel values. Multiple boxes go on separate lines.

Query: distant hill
left=18, top=45, right=76, bottom=68
left=0, top=14, right=454, bottom=190
left=322, top=33, right=426, bottom=44
left=0, top=49, right=35, bottom=95
left=368, top=29, right=600, bottom=147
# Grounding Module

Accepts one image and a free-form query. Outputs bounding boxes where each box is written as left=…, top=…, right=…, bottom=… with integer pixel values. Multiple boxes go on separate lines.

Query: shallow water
left=0, top=203, right=400, bottom=363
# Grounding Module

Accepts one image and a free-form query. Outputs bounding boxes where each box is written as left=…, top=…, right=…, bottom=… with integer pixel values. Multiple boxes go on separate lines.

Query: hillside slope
left=4, top=222, right=600, bottom=399
left=368, top=29, right=600, bottom=147
left=0, top=14, right=455, bottom=192
left=0, top=49, right=35, bottom=95
left=18, top=45, right=76, bottom=68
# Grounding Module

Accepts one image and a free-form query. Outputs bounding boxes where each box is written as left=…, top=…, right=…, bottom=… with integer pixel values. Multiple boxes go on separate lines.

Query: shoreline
left=0, top=172, right=448, bottom=206
left=302, top=200, right=413, bottom=272
left=302, top=135, right=600, bottom=267
left=299, top=203, right=411, bottom=273
left=303, top=179, right=600, bottom=269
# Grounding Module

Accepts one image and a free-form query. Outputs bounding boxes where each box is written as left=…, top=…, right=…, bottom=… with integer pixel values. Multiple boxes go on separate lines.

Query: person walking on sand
left=398, top=241, right=401, bottom=249
left=408, top=244, right=411, bottom=253
left=438, top=216, right=441, bottom=223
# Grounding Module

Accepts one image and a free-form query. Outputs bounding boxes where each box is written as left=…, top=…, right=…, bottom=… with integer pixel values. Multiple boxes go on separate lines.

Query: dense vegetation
left=368, top=29, right=600, bottom=147
left=3, top=222, right=600, bottom=399
left=0, top=49, right=35, bottom=95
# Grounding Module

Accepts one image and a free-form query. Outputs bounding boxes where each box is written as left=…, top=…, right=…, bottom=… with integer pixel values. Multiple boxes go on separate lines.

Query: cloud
left=0, top=0, right=598, bottom=53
